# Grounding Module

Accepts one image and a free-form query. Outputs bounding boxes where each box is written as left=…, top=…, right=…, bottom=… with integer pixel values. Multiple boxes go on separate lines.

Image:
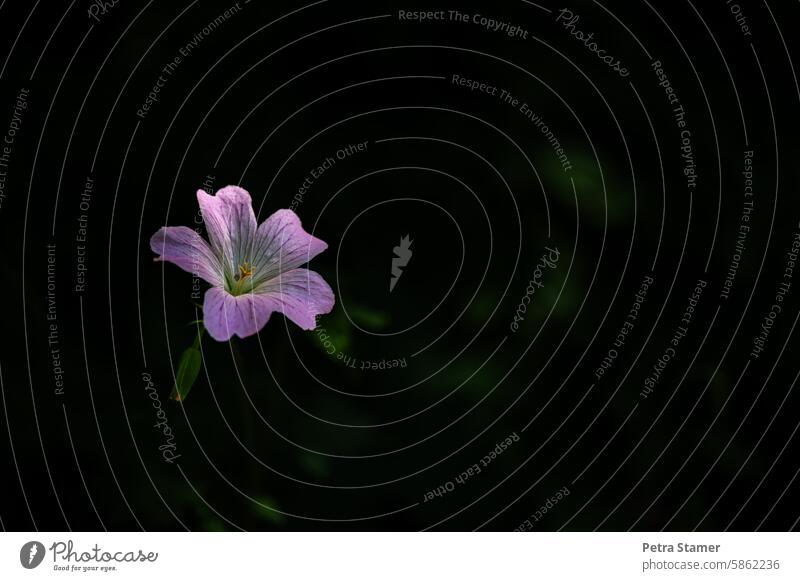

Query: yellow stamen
left=233, top=262, right=255, bottom=293
left=238, top=262, right=254, bottom=280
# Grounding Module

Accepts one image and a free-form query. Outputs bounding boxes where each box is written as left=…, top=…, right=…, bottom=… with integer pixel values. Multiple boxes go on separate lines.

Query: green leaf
left=171, top=345, right=202, bottom=402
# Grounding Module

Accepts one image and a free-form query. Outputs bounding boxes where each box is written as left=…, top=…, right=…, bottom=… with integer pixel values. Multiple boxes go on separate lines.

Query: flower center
left=231, top=262, right=255, bottom=295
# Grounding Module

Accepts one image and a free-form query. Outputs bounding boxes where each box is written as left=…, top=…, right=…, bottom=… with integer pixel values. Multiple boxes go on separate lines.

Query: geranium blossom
left=151, top=186, right=334, bottom=341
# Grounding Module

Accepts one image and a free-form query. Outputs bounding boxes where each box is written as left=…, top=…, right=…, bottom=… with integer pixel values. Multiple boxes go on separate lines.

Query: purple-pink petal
left=150, top=226, right=222, bottom=286
left=197, top=186, right=257, bottom=264
left=256, top=268, right=335, bottom=330
left=203, top=269, right=334, bottom=341
left=203, top=287, right=274, bottom=341
left=251, top=209, right=328, bottom=280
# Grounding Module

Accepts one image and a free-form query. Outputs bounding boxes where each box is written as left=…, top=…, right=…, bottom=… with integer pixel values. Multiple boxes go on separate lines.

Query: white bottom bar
left=1, top=532, right=797, bottom=579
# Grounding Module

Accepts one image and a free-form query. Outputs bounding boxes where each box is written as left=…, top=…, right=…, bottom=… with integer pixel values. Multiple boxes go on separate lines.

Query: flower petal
left=196, top=186, right=257, bottom=269
left=203, top=287, right=274, bottom=341
left=150, top=226, right=222, bottom=286
left=256, top=268, right=335, bottom=330
left=251, top=209, right=328, bottom=282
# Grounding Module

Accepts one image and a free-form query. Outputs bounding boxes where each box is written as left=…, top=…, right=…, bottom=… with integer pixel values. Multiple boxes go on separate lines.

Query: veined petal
left=203, top=287, right=274, bottom=341
left=251, top=209, right=328, bottom=283
left=197, top=186, right=257, bottom=272
left=255, top=268, right=335, bottom=330
left=150, top=226, right=222, bottom=286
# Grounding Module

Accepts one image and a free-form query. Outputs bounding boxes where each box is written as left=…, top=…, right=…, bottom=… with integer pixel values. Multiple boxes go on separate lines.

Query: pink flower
left=151, top=186, right=334, bottom=341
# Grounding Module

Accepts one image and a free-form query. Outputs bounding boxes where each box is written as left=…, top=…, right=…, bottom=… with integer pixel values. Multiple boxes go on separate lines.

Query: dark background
left=1, top=0, right=800, bottom=531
